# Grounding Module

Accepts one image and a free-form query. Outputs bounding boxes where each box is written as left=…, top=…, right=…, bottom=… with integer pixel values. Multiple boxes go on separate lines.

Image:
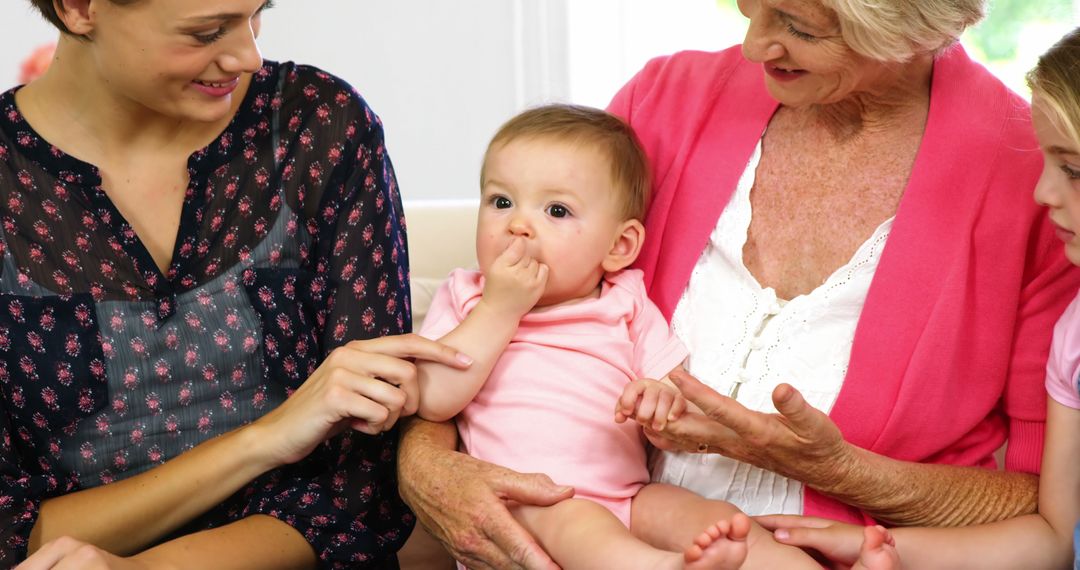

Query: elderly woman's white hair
left=823, top=0, right=986, bottom=62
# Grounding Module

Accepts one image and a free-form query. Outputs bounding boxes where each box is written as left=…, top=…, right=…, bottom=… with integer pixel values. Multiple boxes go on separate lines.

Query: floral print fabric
left=0, top=61, right=413, bottom=568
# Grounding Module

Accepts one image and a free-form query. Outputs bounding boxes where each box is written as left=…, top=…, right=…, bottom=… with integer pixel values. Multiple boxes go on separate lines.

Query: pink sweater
left=609, top=45, right=1080, bottom=523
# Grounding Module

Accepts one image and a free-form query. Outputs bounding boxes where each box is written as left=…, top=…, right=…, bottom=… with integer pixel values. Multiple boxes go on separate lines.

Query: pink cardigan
left=609, top=45, right=1080, bottom=523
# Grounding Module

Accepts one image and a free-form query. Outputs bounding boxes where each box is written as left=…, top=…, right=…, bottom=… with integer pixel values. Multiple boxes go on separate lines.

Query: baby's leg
left=512, top=498, right=743, bottom=570
left=852, top=525, right=901, bottom=570
left=631, top=483, right=821, bottom=569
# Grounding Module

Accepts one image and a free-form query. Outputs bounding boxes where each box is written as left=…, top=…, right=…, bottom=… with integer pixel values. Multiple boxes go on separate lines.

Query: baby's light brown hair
left=481, top=104, right=651, bottom=221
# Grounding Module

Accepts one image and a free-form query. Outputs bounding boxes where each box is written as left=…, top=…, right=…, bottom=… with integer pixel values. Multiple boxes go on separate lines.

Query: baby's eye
left=546, top=204, right=570, bottom=218
left=493, top=196, right=512, bottom=209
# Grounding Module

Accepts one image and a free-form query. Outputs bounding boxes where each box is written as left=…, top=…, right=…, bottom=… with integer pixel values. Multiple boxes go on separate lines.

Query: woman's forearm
left=821, top=445, right=1037, bottom=526
left=134, top=514, right=316, bottom=570
left=29, top=423, right=279, bottom=556
left=887, top=515, right=1071, bottom=569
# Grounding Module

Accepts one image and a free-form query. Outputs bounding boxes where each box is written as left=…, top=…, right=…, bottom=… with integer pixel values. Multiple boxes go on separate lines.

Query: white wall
left=0, top=0, right=572, bottom=202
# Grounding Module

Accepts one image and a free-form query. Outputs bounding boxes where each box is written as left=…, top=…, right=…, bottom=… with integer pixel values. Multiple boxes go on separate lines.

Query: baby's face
left=477, top=136, right=628, bottom=306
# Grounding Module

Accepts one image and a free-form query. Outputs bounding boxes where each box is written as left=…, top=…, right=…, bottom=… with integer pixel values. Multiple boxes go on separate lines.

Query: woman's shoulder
left=620, top=45, right=751, bottom=100
left=257, top=61, right=383, bottom=135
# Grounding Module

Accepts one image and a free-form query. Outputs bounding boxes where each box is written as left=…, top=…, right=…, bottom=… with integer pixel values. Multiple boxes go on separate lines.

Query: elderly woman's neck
left=810, top=54, right=935, bottom=142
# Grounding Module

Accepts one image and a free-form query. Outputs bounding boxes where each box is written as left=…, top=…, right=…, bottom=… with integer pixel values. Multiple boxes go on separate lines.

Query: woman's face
left=736, top=0, right=894, bottom=107
left=81, top=0, right=270, bottom=123
left=1032, top=96, right=1080, bottom=267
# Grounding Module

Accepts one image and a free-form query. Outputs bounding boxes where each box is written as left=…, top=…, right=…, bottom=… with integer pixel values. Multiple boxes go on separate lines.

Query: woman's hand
left=397, top=422, right=574, bottom=570
left=754, top=515, right=868, bottom=569
left=251, top=334, right=472, bottom=466
left=643, top=370, right=856, bottom=490
left=17, top=537, right=159, bottom=570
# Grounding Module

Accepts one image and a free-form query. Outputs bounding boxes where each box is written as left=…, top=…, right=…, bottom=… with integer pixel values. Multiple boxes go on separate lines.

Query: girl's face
left=79, top=0, right=270, bottom=123
left=1033, top=96, right=1080, bottom=266
left=736, top=0, right=899, bottom=108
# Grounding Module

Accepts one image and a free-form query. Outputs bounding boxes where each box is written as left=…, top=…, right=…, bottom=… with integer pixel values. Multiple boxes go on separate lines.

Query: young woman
left=2, top=1, right=468, bottom=568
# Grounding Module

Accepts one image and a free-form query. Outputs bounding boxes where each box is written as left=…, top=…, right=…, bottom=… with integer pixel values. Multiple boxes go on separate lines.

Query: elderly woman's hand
left=643, top=369, right=857, bottom=491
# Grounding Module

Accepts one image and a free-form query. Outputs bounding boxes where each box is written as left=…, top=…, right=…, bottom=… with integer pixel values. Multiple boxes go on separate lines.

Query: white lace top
left=651, top=139, right=894, bottom=515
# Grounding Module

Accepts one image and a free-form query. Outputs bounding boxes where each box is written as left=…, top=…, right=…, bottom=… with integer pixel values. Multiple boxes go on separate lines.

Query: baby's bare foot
left=683, top=513, right=750, bottom=570
left=852, top=525, right=901, bottom=570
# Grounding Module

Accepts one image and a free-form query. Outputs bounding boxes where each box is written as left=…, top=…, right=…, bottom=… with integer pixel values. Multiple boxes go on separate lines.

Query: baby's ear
left=602, top=219, right=644, bottom=272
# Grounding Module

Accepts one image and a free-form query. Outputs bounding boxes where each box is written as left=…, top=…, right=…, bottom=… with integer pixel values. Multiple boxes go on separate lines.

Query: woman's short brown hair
left=27, top=0, right=139, bottom=34
left=481, top=104, right=651, bottom=221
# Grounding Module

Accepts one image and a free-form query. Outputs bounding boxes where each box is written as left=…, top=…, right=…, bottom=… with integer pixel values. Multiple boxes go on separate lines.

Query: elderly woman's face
left=736, top=0, right=891, bottom=107
left=80, top=0, right=269, bottom=123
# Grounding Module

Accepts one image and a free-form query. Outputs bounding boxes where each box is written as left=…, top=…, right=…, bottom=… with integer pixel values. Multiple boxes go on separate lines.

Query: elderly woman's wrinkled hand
left=642, top=369, right=857, bottom=490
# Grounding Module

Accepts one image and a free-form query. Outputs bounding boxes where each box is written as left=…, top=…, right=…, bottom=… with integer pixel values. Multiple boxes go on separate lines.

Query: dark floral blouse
left=0, top=61, right=413, bottom=568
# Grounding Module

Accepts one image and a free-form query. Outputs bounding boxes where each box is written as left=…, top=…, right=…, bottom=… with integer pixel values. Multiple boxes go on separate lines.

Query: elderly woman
left=397, top=0, right=1080, bottom=568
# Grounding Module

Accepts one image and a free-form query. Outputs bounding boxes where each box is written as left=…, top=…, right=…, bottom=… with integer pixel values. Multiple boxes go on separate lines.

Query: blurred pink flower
left=19, top=43, right=56, bottom=85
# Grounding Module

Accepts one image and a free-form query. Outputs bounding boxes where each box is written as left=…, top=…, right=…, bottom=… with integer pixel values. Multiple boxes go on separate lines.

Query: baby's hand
left=615, top=378, right=687, bottom=431
left=481, top=238, right=549, bottom=318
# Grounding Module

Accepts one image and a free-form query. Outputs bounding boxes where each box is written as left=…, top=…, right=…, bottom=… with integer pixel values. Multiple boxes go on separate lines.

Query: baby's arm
left=417, top=238, right=548, bottom=422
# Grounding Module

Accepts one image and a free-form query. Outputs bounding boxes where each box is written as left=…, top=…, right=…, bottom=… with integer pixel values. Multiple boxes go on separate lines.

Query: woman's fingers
left=753, top=514, right=836, bottom=531
left=670, top=369, right=761, bottom=435
left=349, top=333, right=473, bottom=369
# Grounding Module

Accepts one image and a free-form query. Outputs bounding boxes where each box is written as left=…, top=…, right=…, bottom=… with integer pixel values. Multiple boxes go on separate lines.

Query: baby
left=415, top=104, right=891, bottom=569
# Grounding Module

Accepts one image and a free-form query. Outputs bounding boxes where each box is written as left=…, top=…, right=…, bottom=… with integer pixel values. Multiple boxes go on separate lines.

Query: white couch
left=399, top=200, right=478, bottom=570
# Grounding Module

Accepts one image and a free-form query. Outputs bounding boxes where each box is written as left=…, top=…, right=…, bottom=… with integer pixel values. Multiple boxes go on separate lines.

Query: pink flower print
left=164, top=327, right=180, bottom=350
left=333, top=236, right=347, bottom=257
left=42, top=198, right=60, bottom=219
left=196, top=289, right=215, bottom=309
left=147, top=445, right=164, bottom=464
left=332, top=319, right=347, bottom=342
left=99, top=471, right=115, bottom=485
left=5, top=192, right=23, bottom=214
left=178, top=241, right=193, bottom=258
left=254, top=167, right=270, bottom=188
left=183, top=345, right=199, bottom=368
left=108, top=394, right=127, bottom=416
left=32, top=412, right=48, bottom=430
left=122, top=367, right=140, bottom=391
left=129, top=423, right=146, bottom=446
left=223, top=228, right=238, bottom=249
left=223, top=276, right=240, bottom=297
left=316, top=103, right=331, bottom=125
left=196, top=240, right=210, bottom=257
left=88, top=282, right=106, bottom=302
left=386, top=296, right=396, bottom=315
left=197, top=411, right=214, bottom=433
left=352, top=277, right=367, bottom=299
left=201, top=363, right=217, bottom=384
left=372, top=246, right=385, bottom=267
left=95, top=413, right=110, bottom=434
left=25, top=331, right=44, bottom=353
left=184, top=312, right=204, bottom=331
left=55, top=361, right=73, bottom=386
left=40, top=386, right=59, bottom=411
left=164, top=414, right=179, bottom=435
left=224, top=309, right=241, bottom=330
left=145, top=392, right=163, bottom=415
left=230, top=364, right=247, bottom=387
left=38, top=306, right=56, bottom=332
left=327, top=143, right=343, bottom=166
left=375, top=191, right=386, bottom=212
left=310, top=277, right=324, bottom=298
left=48, top=438, right=61, bottom=458
left=285, top=216, right=298, bottom=237
left=377, top=278, right=388, bottom=297
left=268, top=247, right=283, bottom=266
left=251, top=386, right=269, bottom=410
left=51, top=271, right=72, bottom=294
left=74, top=304, right=92, bottom=327
left=99, top=336, right=115, bottom=359
left=80, top=212, right=97, bottom=230
left=335, top=90, right=351, bottom=107
left=79, top=441, right=96, bottom=464
left=238, top=245, right=254, bottom=264
left=16, top=169, right=34, bottom=187
left=177, top=382, right=194, bottom=406
left=32, top=220, right=52, bottom=242
left=9, top=385, right=24, bottom=408
left=243, top=143, right=257, bottom=164
left=129, top=337, right=149, bottom=357
left=213, top=329, right=231, bottom=352
left=282, top=356, right=297, bottom=378
left=18, top=355, right=37, bottom=379
left=339, top=259, right=356, bottom=282
left=140, top=311, right=157, bottom=328
left=361, top=308, right=375, bottom=332
left=76, top=386, right=94, bottom=414
left=257, top=286, right=276, bottom=309
left=100, top=260, right=116, bottom=279
left=264, top=334, right=279, bottom=358
left=361, top=224, right=374, bottom=246
left=6, top=299, right=25, bottom=323
left=300, top=492, right=318, bottom=507
left=154, top=359, right=172, bottom=381
left=253, top=217, right=269, bottom=238
left=89, top=358, right=106, bottom=380
left=288, top=114, right=301, bottom=132
left=219, top=391, right=236, bottom=413
left=122, top=282, right=140, bottom=300
left=242, top=334, right=259, bottom=354
left=113, top=449, right=129, bottom=471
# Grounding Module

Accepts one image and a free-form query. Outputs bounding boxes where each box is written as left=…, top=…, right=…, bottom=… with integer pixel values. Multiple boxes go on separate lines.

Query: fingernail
left=667, top=412, right=677, bottom=421
left=456, top=353, right=474, bottom=366
left=775, top=529, right=789, bottom=540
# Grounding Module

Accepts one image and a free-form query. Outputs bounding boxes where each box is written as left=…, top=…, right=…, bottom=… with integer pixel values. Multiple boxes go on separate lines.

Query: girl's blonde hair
left=1028, top=28, right=1080, bottom=149
left=822, top=0, right=986, bottom=63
